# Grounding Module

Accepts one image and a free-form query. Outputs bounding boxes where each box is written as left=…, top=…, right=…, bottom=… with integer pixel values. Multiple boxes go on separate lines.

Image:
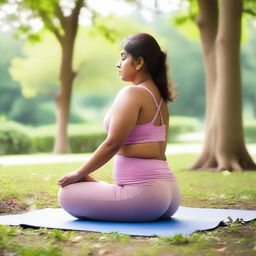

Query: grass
left=0, top=153, right=256, bottom=255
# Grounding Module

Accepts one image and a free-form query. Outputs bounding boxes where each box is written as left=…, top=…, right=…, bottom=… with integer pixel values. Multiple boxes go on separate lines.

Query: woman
left=57, top=33, right=181, bottom=222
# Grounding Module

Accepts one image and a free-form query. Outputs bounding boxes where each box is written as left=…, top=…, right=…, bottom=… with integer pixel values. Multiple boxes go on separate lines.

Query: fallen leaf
left=222, top=170, right=231, bottom=176
left=98, top=249, right=113, bottom=255
left=70, top=235, right=83, bottom=243
left=5, top=252, right=17, bottom=256
left=93, top=243, right=103, bottom=248
left=5, top=199, right=17, bottom=206
left=215, top=247, right=226, bottom=252
left=99, top=235, right=108, bottom=240
left=149, top=237, right=158, bottom=243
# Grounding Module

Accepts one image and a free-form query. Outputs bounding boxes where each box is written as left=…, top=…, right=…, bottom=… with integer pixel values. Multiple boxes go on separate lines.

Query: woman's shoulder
left=115, top=85, right=144, bottom=99
left=112, top=85, right=145, bottom=108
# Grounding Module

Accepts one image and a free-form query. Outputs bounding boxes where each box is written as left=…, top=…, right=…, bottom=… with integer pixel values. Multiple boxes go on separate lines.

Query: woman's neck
left=133, top=73, right=152, bottom=85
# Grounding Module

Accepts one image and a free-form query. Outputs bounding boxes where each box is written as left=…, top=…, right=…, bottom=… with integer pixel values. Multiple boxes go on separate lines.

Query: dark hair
left=122, top=33, right=175, bottom=102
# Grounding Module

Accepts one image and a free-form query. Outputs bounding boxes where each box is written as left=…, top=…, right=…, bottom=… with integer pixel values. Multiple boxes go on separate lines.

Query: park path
left=0, top=144, right=255, bottom=166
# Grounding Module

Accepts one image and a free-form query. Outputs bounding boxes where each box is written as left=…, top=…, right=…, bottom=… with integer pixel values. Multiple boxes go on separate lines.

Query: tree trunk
left=191, top=0, right=256, bottom=171
left=53, top=38, right=76, bottom=154
left=52, top=1, right=83, bottom=154
left=192, top=0, right=218, bottom=169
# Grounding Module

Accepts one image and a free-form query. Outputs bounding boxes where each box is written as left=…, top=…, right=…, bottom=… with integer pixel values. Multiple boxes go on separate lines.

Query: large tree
left=33, top=0, right=83, bottom=154
left=190, top=0, right=256, bottom=171
left=1, top=0, right=86, bottom=153
left=130, top=0, right=256, bottom=171
left=1, top=0, right=154, bottom=153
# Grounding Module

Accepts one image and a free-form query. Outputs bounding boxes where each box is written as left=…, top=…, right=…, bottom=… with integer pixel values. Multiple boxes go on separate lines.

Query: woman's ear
left=135, top=56, right=144, bottom=71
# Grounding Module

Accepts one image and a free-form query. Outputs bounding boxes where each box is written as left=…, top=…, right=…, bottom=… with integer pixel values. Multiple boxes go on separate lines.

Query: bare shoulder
left=115, top=85, right=145, bottom=103
left=111, top=86, right=142, bottom=117
left=117, top=85, right=144, bottom=96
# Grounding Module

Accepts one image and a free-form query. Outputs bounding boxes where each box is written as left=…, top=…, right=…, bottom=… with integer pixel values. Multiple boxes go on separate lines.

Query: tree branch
left=55, top=3, right=66, bottom=29
left=39, top=10, right=62, bottom=42
left=69, top=0, right=84, bottom=36
left=72, top=0, right=84, bottom=18
left=243, top=8, right=256, bottom=16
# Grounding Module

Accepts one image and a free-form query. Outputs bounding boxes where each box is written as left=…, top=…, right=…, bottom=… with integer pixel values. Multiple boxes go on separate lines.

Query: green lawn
left=0, top=153, right=256, bottom=256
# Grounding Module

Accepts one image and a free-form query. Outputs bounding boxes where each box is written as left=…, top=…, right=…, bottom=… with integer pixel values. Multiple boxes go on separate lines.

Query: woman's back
left=116, top=82, right=169, bottom=160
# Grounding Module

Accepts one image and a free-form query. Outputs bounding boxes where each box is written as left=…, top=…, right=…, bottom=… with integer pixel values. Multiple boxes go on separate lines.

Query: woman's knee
left=58, top=186, right=82, bottom=217
left=58, top=184, right=77, bottom=207
left=58, top=186, right=68, bottom=207
left=58, top=181, right=105, bottom=208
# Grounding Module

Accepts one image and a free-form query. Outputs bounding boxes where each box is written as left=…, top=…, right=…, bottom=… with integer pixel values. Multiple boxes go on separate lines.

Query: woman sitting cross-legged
left=57, top=33, right=181, bottom=222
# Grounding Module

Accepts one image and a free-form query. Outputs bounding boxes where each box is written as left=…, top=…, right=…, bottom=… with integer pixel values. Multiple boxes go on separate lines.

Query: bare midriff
left=117, top=141, right=167, bottom=161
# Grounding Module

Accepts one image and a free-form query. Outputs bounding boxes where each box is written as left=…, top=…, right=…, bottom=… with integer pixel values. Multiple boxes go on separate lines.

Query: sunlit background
left=0, top=0, right=255, bottom=153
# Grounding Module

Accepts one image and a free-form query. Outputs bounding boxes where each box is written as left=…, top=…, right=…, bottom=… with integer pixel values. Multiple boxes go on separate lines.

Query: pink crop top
left=103, top=85, right=166, bottom=144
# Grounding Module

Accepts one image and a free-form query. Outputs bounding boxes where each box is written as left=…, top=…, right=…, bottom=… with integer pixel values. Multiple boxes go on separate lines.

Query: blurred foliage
left=0, top=31, right=24, bottom=115
left=244, top=0, right=256, bottom=17
left=0, top=127, right=31, bottom=154
left=9, top=15, right=153, bottom=97
left=0, top=0, right=74, bottom=41
left=0, top=116, right=196, bottom=154
left=0, top=116, right=254, bottom=154
left=171, top=0, right=199, bottom=40
left=171, top=0, right=255, bottom=42
left=0, top=3, right=256, bottom=125
left=241, top=19, right=256, bottom=119
left=168, top=115, right=201, bottom=142
left=9, top=32, right=60, bottom=97
left=243, top=119, right=256, bottom=143
left=8, top=96, right=55, bottom=125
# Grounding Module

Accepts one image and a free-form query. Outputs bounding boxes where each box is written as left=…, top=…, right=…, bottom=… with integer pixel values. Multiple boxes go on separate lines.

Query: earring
left=136, top=66, right=140, bottom=71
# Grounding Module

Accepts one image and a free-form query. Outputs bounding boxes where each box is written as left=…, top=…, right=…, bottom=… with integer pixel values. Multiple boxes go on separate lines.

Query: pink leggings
left=58, top=179, right=181, bottom=222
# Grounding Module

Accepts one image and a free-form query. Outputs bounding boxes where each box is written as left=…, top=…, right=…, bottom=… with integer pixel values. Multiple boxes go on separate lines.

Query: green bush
left=31, top=132, right=106, bottom=153
left=69, top=132, right=106, bottom=153
left=0, top=117, right=202, bottom=154
left=0, top=128, right=31, bottom=155
left=31, top=135, right=54, bottom=153
left=30, top=124, right=106, bottom=153
left=68, top=125, right=106, bottom=153
left=168, top=116, right=201, bottom=142
left=0, top=122, right=107, bottom=154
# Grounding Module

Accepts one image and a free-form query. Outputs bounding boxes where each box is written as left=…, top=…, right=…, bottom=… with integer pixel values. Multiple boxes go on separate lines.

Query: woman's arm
left=57, top=86, right=142, bottom=187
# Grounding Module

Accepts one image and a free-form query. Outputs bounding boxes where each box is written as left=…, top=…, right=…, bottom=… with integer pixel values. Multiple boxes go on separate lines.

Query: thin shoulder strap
left=151, top=99, right=164, bottom=125
left=138, top=85, right=164, bottom=125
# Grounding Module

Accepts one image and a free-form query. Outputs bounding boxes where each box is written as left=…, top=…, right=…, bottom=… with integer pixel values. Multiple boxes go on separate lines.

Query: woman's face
left=116, top=49, right=137, bottom=82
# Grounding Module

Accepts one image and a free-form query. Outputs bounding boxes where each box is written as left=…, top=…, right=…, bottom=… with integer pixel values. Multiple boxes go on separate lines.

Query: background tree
left=0, top=0, right=90, bottom=153
left=188, top=0, right=256, bottom=171
left=1, top=0, right=157, bottom=153
left=132, top=0, right=256, bottom=170
left=36, top=0, right=82, bottom=154
left=8, top=14, right=153, bottom=120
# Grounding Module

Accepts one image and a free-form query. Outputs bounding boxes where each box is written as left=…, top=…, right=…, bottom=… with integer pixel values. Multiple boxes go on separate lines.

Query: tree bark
left=54, top=39, right=76, bottom=154
left=52, top=0, right=83, bottom=154
left=191, top=0, right=218, bottom=169
left=191, top=0, right=256, bottom=171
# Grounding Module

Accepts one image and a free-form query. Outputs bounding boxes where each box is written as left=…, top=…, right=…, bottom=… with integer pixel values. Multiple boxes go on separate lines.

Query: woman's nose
left=116, top=60, right=121, bottom=68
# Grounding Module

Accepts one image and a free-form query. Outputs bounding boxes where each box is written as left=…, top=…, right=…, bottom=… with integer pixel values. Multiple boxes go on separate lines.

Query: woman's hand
left=57, top=170, right=83, bottom=187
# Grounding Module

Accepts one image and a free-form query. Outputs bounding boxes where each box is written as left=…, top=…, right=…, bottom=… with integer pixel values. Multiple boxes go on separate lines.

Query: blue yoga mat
left=0, top=206, right=255, bottom=237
